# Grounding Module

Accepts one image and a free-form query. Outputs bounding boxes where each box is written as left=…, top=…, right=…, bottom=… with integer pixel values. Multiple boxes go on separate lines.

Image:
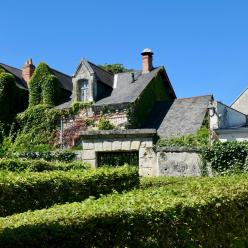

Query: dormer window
left=79, top=79, right=88, bottom=102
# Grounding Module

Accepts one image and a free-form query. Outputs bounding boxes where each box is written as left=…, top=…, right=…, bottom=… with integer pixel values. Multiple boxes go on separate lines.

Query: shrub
left=202, top=141, right=248, bottom=174
left=0, top=159, right=90, bottom=172
left=13, top=104, right=61, bottom=150
left=0, top=165, right=138, bottom=217
left=0, top=175, right=248, bottom=247
left=13, top=150, right=76, bottom=162
left=97, top=117, right=115, bottom=130
left=157, top=127, right=209, bottom=148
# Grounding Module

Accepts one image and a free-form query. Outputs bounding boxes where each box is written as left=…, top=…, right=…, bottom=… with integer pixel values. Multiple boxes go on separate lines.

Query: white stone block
left=94, top=141, right=103, bottom=151
left=121, top=140, right=131, bottom=150
left=83, top=141, right=94, bottom=150
left=140, top=138, right=153, bottom=148
left=112, top=140, right=122, bottom=150
left=103, top=141, right=112, bottom=151
left=82, top=150, right=95, bottom=160
left=130, top=140, right=140, bottom=150
left=139, top=167, right=154, bottom=177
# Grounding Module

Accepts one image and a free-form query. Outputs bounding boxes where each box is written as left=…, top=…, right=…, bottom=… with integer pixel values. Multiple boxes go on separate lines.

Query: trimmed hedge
left=13, top=150, right=76, bottom=162
left=0, top=166, right=138, bottom=217
left=0, top=159, right=90, bottom=172
left=0, top=176, right=248, bottom=247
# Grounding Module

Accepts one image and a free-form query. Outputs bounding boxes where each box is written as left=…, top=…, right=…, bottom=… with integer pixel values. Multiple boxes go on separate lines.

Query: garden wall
left=77, top=130, right=206, bottom=177
left=156, top=147, right=203, bottom=176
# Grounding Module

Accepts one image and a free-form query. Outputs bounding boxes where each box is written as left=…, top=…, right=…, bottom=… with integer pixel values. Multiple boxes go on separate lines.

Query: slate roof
left=50, top=68, right=73, bottom=92
left=144, top=95, right=212, bottom=138
left=94, top=67, right=164, bottom=106
left=0, top=63, right=73, bottom=92
left=55, top=99, right=72, bottom=109
left=0, top=63, right=28, bottom=90
left=87, top=62, right=114, bottom=88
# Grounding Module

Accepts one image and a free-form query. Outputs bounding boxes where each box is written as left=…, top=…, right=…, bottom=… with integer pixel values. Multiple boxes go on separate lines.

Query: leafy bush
left=157, top=127, right=209, bottom=148
left=13, top=150, right=76, bottom=162
left=0, top=165, right=138, bottom=217
left=97, top=117, right=115, bottom=130
left=13, top=104, right=61, bottom=150
left=1, top=175, right=248, bottom=247
left=202, top=141, right=248, bottom=174
left=0, top=158, right=90, bottom=172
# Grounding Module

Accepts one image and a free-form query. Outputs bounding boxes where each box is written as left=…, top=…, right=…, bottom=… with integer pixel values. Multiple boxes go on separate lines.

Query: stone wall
left=76, top=130, right=207, bottom=177
left=78, top=129, right=156, bottom=176
left=156, top=147, right=203, bottom=176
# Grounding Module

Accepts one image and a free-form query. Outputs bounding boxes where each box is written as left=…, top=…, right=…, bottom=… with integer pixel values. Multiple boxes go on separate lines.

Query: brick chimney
left=22, top=58, right=35, bottom=83
left=141, top=48, right=153, bottom=73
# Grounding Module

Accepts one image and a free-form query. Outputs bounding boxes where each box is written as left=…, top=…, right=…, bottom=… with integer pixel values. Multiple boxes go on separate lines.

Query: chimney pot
left=141, top=48, right=153, bottom=73
left=22, top=58, right=35, bottom=83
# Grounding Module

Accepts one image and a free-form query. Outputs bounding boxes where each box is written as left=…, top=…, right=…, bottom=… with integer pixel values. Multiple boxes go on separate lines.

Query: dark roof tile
left=144, top=95, right=213, bottom=138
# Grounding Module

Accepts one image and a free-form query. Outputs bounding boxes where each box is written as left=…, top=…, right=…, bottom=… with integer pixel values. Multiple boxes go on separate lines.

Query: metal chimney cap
left=141, top=48, right=153, bottom=55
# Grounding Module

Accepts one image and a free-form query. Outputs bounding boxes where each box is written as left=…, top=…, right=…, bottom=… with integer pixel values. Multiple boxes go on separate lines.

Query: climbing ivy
left=29, top=63, right=61, bottom=107
left=127, top=71, right=171, bottom=128
left=13, top=104, right=61, bottom=151
left=0, top=72, right=18, bottom=124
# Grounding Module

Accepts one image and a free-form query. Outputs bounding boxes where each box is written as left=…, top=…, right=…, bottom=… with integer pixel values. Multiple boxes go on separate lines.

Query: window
left=79, top=79, right=88, bottom=102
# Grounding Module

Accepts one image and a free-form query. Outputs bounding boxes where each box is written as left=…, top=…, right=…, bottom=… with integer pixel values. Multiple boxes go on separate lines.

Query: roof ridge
left=50, top=67, right=72, bottom=78
left=176, top=94, right=213, bottom=101
left=230, top=87, right=248, bottom=107
left=0, top=62, right=22, bottom=72
left=87, top=61, right=114, bottom=76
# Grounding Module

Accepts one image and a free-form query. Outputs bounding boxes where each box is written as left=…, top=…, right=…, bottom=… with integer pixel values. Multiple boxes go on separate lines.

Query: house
left=56, top=49, right=212, bottom=144
left=209, top=89, right=248, bottom=142
left=0, top=59, right=73, bottom=109
left=1, top=49, right=212, bottom=143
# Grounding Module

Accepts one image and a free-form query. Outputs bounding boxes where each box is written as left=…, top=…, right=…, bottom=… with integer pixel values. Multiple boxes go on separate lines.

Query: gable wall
left=128, top=71, right=175, bottom=128
left=72, top=63, right=95, bottom=102
left=231, top=89, right=248, bottom=115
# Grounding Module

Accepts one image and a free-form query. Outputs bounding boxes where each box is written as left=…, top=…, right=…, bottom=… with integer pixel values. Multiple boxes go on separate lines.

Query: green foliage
left=0, top=158, right=90, bottom=172
left=97, top=117, right=115, bottom=130
left=127, top=71, right=171, bottom=128
left=71, top=101, right=93, bottom=115
left=29, top=63, right=61, bottom=107
left=1, top=175, right=248, bottom=247
left=99, top=64, right=131, bottom=74
left=13, top=104, right=61, bottom=150
left=42, top=74, right=60, bottom=106
left=0, top=165, right=138, bottom=217
left=0, top=72, right=17, bottom=124
left=202, top=141, right=248, bottom=174
left=13, top=150, right=76, bottom=162
left=157, top=127, right=209, bottom=148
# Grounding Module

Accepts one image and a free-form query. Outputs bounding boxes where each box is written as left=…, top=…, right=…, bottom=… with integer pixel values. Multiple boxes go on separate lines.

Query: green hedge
left=0, top=175, right=248, bottom=247
left=0, top=159, right=90, bottom=172
left=202, top=141, right=248, bottom=174
left=0, top=166, right=138, bottom=217
left=13, top=150, right=76, bottom=162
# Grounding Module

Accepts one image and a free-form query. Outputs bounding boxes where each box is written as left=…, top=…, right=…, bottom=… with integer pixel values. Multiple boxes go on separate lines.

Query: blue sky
left=1, top=0, right=248, bottom=104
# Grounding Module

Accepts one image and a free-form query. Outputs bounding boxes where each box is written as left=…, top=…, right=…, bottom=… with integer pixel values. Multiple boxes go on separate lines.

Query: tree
left=99, top=64, right=132, bottom=74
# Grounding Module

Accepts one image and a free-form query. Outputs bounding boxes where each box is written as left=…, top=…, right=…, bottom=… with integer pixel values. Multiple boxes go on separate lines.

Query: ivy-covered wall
left=127, top=69, right=175, bottom=128
left=0, top=70, right=28, bottom=128
left=29, top=63, right=64, bottom=107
